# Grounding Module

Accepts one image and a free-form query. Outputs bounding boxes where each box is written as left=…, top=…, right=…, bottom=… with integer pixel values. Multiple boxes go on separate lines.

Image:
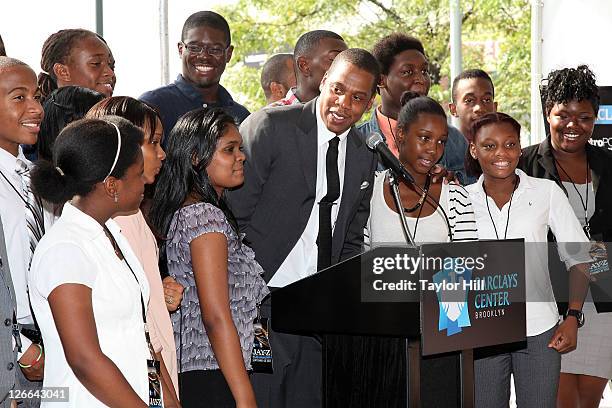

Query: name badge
left=251, top=316, right=273, bottom=373
left=147, top=359, right=162, bottom=408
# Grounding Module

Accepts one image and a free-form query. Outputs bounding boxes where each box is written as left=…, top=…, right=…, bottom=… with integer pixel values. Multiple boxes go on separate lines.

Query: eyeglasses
left=182, top=42, right=228, bottom=57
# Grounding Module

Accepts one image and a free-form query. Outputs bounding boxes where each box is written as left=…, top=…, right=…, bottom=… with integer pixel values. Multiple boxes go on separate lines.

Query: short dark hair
left=294, top=30, right=345, bottom=58
left=451, top=69, right=495, bottom=103
left=31, top=116, right=144, bottom=204
left=260, top=54, right=294, bottom=98
left=371, top=33, right=425, bottom=75
left=181, top=11, right=231, bottom=45
left=37, top=86, right=105, bottom=162
left=86, top=96, right=162, bottom=144
left=0, top=56, right=27, bottom=72
left=397, top=91, right=447, bottom=135
left=328, top=48, right=381, bottom=94
left=465, top=112, right=521, bottom=177
left=0, top=34, right=6, bottom=57
left=541, top=65, right=599, bottom=115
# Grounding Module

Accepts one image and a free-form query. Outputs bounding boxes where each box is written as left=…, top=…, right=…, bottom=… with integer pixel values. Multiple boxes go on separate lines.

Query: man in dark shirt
left=140, top=11, right=249, bottom=140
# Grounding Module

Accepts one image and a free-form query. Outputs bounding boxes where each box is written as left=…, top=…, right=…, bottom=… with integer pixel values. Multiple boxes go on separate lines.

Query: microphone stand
left=388, top=169, right=416, bottom=248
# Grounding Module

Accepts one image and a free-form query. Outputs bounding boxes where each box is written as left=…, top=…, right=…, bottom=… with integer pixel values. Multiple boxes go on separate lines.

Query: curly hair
left=371, top=33, right=425, bottom=75
left=541, top=65, right=600, bottom=115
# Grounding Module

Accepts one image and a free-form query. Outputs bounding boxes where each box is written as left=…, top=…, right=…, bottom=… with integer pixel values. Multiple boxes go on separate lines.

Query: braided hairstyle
left=38, top=29, right=102, bottom=102
left=541, top=65, right=600, bottom=116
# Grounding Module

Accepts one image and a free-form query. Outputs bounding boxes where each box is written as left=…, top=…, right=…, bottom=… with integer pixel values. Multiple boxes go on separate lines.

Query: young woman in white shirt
left=465, top=112, right=591, bottom=408
left=354, top=91, right=478, bottom=407
left=28, top=117, right=158, bottom=407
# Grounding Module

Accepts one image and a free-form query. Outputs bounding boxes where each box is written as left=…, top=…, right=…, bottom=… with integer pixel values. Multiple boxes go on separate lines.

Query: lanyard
left=482, top=176, right=518, bottom=240
left=0, top=169, right=28, bottom=205
left=103, top=226, right=155, bottom=359
left=554, top=158, right=591, bottom=239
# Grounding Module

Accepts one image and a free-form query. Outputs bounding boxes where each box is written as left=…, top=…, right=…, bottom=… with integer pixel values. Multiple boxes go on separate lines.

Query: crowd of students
left=0, top=8, right=610, bottom=408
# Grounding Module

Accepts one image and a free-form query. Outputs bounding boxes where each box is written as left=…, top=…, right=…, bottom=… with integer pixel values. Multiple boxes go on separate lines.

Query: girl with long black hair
left=149, top=108, right=268, bottom=408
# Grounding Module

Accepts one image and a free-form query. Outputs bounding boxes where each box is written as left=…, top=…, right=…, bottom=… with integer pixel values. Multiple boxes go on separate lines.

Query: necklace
left=402, top=174, right=432, bottom=213
left=482, top=175, right=518, bottom=240
left=554, top=156, right=591, bottom=238
left=386, top=115, right=401, bottom=153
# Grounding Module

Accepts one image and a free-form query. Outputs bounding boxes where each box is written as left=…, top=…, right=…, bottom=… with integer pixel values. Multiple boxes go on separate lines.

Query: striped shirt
left=365, top=171, right=478, bottom=247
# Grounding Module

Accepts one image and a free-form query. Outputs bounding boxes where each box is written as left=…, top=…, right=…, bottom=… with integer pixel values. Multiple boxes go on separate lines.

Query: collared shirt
left=140, top=74, right=250, bottom=143
left=268, top=98, right=349, bottom=288
left=466, top=169, right=590, bottom=336
left=0, top=147, right=54, bottom=354
left=268, top=87, right=301, bottom=107
left=29, top=203, right=150, bottom=407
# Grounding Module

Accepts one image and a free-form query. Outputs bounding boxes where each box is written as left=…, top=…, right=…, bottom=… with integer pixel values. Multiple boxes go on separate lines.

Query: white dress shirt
left=466, top=169, right=590, bottom=336
left=28, top=203, right=150, bottom=407
left=268, top=98, right=350, bottom=288
left=0, top=146, right=54, bottom=354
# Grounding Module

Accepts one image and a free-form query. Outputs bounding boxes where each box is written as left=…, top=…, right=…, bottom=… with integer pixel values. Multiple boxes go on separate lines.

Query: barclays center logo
left=433, top=258, right=473, bottom=336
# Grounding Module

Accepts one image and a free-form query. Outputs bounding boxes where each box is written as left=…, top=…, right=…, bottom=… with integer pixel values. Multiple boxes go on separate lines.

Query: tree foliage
left=218, top=0, right=531, bottom=133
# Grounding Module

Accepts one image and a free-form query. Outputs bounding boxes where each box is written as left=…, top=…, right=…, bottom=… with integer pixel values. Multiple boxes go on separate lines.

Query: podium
left=271, top=240, right=526, bottom=408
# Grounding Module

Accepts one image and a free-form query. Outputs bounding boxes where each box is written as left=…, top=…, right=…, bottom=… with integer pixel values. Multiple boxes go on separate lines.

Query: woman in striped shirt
left=359, top=91, right=478, bottom=407
left=366, top=90, right=477, bottom=247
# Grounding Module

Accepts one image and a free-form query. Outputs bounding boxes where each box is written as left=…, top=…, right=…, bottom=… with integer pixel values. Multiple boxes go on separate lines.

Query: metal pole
left=449, top=0, right=462, bottom=127
left=530, top=0, right=544, bottom=145
left=95, top=0, right=104, bottom=36
left=159, top=0, right=170, bottom=85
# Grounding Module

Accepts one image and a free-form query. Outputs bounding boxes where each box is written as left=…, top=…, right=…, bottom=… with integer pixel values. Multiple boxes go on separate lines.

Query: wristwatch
left=564, top=309, right=585, bottom=328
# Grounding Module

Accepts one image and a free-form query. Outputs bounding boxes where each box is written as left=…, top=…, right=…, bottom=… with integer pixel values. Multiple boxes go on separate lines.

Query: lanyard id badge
left=251, top=305, right=273, bottom=373
left=105, top=226, right=164, bottom=408
left=588, top=238, right=609, bottom=278
left=147, top=358, right=163, bottom=408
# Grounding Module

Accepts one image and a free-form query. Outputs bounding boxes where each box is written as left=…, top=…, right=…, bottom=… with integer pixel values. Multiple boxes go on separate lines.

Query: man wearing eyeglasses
left=141, top=11, right=250, bottom=142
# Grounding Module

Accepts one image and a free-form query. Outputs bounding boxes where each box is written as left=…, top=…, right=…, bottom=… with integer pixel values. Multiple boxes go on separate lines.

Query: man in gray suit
left=227, top=48, right=380, bottom=408
left=0, top=218, right=18, bottom=408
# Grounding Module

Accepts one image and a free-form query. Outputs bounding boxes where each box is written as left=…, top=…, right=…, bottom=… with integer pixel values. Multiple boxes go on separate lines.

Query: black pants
left=180, top=370, right=235, bottom=408
left=250, top=301, right=323, bottom=408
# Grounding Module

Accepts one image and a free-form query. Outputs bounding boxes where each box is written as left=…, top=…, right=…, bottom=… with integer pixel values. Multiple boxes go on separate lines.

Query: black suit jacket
left=519, top=138, right=612, bottom=312
left=226, top=98, right=377, bottom=282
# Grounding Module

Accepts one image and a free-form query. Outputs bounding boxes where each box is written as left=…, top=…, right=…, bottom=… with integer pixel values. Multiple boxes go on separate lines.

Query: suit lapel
left=295, top=100, right=319, bottom=195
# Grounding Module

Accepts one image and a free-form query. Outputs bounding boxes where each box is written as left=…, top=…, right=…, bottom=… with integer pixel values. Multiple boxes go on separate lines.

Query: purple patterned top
left=166, top=202, right=269, bottom=372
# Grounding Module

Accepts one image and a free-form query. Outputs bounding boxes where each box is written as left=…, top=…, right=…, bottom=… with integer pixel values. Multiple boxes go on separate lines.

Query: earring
left=114, top=193, right=119, bottom=203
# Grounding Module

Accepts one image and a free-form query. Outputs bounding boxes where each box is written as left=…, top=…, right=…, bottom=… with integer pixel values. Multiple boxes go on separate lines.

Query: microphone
left=365, top=132, right=414, bottom=184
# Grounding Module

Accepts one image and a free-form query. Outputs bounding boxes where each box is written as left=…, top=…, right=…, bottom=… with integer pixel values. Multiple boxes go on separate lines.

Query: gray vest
left=0, top=218, right=18, bottom=406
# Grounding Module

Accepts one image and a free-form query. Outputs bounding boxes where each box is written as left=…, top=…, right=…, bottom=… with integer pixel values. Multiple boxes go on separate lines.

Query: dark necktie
left=317, top=136, right=340, bottom=271
left=15, top=159, right=45, bottom=267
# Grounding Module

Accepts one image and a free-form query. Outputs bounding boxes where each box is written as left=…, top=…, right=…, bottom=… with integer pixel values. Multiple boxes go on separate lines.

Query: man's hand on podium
left=547, top=318, right=578, bottom=353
